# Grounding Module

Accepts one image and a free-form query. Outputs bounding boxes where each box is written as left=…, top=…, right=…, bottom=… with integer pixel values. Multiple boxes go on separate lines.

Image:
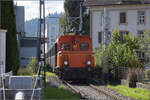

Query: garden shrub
left=145, top=69, right=150, bottom=80
left=126, top=68, right=137, bottom=88
left=17, top=57, right=37, bottom=75
left=126, top=68, right=145, bottom=87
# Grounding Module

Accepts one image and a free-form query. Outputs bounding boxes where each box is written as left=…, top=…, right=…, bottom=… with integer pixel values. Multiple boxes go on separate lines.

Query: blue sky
left=14, top=0, right=64, bottom=21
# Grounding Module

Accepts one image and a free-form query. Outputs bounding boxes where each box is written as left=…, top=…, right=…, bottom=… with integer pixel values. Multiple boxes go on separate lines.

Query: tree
left=106, top=29, right=141, bottom=68
left=95, top=29, right=144, bottom=81
left=59, top=0, right=90, bottom=36
left=1, top=0, right=19, bottom=74
left=139, top=30, right=150, bottom=64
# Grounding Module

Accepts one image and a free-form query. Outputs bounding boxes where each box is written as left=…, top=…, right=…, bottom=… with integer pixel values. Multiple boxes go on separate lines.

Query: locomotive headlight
left=64, top=61, right=68, bottom=65
left=87, top=61, right=91, bottom=65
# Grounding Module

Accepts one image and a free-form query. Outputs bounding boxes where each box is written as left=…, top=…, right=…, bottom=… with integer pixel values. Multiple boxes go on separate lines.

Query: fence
left=111, top=67, right=150, bottom=83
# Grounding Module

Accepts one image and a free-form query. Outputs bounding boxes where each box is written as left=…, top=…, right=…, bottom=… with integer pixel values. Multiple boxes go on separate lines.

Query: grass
left=41, top=71, right=58, bottom=77
left=41, top=71, right=58, bottom=82
left=107, top=85, right=150, bottom=100
left=44, top=85, right=80, bottom=100
left=17, top=67, right=33, bottom=76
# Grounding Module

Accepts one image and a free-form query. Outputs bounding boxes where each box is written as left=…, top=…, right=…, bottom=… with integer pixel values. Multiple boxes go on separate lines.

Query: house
left=84, top=0, right=150, bottom=49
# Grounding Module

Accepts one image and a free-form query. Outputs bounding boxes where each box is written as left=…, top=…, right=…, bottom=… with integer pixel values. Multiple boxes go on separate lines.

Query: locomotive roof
left=59, top=35, right=91, bottom=39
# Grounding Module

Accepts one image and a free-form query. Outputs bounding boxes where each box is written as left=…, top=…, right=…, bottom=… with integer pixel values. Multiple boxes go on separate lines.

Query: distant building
left=14, top=6, right=25, bottom=36
left=84, top=0, right=150, bottom=49
left=46, top=13, right=62, bottom=50
left=15, top=5, right=38, bottom=67
left=19, top=37, right=38, bottom=67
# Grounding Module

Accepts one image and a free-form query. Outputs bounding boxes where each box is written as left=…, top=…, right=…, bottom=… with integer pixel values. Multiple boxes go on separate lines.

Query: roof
left=84, top=0, right=150, bottom=6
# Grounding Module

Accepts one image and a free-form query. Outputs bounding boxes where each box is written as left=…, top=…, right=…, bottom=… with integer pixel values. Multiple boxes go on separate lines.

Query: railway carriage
left=46, top=34, right=94, bottom=80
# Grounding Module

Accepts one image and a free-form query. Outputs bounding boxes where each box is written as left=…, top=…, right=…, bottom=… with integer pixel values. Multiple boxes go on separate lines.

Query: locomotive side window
left=80, top=43, right=89, bottom=50
left=61, top=43, right=70, bottom=50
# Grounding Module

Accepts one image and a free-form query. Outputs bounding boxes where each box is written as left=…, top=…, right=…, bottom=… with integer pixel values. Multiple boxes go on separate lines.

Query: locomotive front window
left=80, top=43, right=89, bottom=50
left=61, top=43, right=70, bottom=50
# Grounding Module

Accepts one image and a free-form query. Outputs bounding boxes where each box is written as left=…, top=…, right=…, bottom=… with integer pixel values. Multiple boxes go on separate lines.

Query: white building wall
left=0, top=30, right=7, bottom=74
left=92, top=11, right=101, bottom=48
left=91, top=5, right=150, bottom=49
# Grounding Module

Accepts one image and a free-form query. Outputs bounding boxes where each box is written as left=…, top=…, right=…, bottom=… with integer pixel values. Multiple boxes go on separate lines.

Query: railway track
left=64, top=81, right=122, bottom=100
left=89, top=84, right=122, bottom=100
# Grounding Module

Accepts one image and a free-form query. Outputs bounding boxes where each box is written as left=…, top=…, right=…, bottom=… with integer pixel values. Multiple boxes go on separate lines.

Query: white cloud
left=15, top=0, right=64, bottom=21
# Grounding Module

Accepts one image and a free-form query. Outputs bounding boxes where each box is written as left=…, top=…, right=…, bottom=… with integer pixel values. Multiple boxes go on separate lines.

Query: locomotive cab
left=56, top=35, right=94, bottom=80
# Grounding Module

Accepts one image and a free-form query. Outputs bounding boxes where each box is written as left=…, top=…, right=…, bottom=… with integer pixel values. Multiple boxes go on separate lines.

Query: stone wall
left=136, top=82, right=150, bottom=90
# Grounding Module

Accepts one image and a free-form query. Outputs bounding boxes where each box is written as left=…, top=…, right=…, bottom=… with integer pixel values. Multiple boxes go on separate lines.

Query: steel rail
left=90, top=84, right=122, bottom=100
left=63, top=81, right=86, bottom=99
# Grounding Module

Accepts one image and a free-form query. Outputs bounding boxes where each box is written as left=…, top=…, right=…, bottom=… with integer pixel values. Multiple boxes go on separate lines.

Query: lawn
left=44, top=86, right=80, bottom=100
left=107, top=85, right=150, bottom=100
left=44, top=71, right=58, bottom=77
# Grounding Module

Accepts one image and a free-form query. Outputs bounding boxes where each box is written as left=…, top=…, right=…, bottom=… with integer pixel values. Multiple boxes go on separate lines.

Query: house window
left=138, top=31, right=144, bottom=38
left=138, top=11, right=145, bottom=24
left=98, top=32, right=102, bottom=43
left=120, top=31, right=129, bottom=35
left=120, top=12, right=127, bottom=24
left=136, top=51, right=145, bottom=61
left=120, top=31, right=129, bottom=40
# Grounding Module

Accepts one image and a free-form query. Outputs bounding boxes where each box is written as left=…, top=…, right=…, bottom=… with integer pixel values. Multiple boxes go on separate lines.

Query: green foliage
left=105, top=29, right=141, bottom=68
left=59, top=85, right=66, bottom=89
left=1, top=1, right=19, bottom=74
left=139, top=30, right=150, bottom=64
left=17, top=67, right=33, bottom=76
left=44, top=86, right=80, bottom=100
left=95, top=29, right=143, bottom=81
left=107, top=85, right=150, bottom=100
left=17, top=57, right=37, bottom=75
left=42, top=71, right=58, bottom=78
left=145, top=69, right=150, bottom=80
left=59, top=0, right=90, bottom=35
left=94, top=45, right=103, bottom=68
left=59, top=13, right=68, bottom=34
left=27, top=57, right=37, bottom=74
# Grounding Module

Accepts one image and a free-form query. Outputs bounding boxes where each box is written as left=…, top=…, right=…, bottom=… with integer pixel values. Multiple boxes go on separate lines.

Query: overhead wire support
left=43, top=0, right=46, bottom=88
left=38, top=0, right=46, bottom=88
left=79, top=1, right=83, bottom=32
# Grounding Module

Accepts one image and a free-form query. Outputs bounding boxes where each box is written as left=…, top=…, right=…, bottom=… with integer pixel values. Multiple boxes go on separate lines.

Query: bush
left=145, top=69, right=150, bottom=80
left=126, top=68, right=145, bottom=87
left=27, top=57, right=37, bottom=74
left=17, top=67, right=32, bottom=76
left=126, top=68, right=137, bottom=87
left=94, top=45, right=103, bottom=68
left=59, top=85, right=66, bottom=89
left=17, top=57, right=37, bottom=75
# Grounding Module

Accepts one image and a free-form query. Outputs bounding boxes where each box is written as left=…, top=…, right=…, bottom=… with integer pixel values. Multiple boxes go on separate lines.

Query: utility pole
left=38, top=0, right=46, bottom=88
left=79, top=1, right=83, bottom=32
left=65, top=0, right=83, bottom=33
left=102, top=8, right=110, bottom=83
